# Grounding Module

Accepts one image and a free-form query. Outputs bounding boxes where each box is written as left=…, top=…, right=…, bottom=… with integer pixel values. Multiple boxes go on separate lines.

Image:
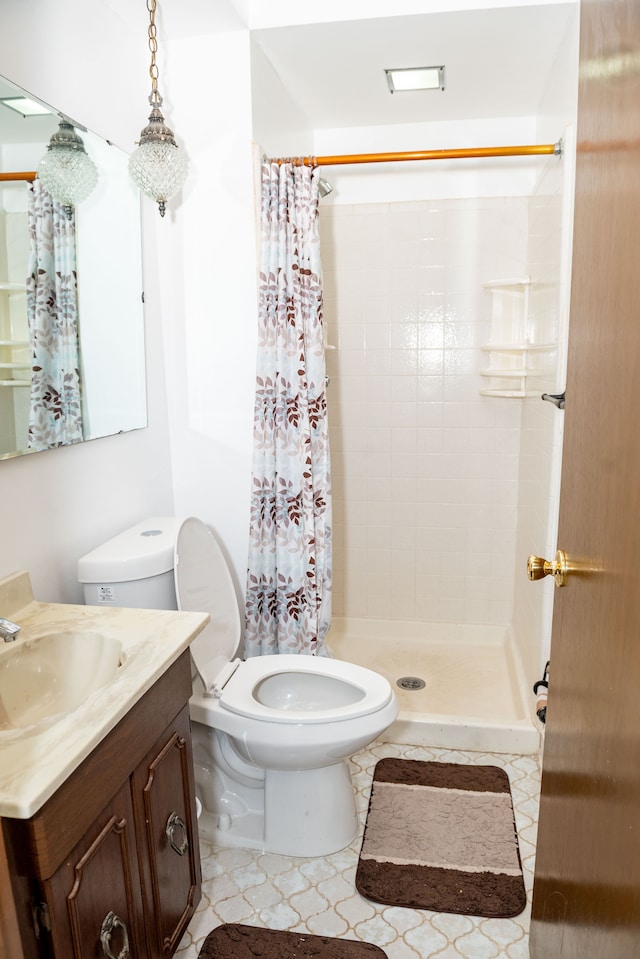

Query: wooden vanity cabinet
left=2, top=650, right=202, bottom=959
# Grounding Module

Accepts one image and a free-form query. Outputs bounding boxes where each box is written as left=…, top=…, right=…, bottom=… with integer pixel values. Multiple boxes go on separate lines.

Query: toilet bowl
left=77, top=516, right=398, bottom=857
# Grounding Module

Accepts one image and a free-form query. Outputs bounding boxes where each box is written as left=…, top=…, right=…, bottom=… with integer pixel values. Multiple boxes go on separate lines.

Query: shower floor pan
left=328, top=618, right=540, bottom=755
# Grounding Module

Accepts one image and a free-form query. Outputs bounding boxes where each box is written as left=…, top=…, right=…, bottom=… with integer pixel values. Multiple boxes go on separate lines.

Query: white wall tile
left=321, top=198, right=527, bottom=622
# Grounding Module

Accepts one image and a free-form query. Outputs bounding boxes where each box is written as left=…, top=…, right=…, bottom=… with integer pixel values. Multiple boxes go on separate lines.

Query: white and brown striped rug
left=355, top=758, right=526, bottom=917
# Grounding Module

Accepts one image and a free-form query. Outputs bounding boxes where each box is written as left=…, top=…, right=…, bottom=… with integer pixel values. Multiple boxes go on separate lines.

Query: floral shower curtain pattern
left=244, top=160, right=332, bottom=656
left=26, top=179, right=83, bottom=450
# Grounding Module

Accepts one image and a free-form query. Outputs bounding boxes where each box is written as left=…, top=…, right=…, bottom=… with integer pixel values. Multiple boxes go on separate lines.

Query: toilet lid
left=174, top=517, right=241, bottom=691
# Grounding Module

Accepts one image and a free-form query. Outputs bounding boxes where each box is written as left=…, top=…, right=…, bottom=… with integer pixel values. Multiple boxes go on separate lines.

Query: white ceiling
left=0, top=2, right=577, bottom=150
left=251, top=4, right=577, bottom=129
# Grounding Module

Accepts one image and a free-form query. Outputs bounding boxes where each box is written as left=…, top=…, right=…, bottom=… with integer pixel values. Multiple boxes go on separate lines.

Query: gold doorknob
left=527, top=549, right=570, bottom=587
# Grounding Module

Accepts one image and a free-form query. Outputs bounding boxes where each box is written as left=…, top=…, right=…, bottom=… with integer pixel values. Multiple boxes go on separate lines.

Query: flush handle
left=166, top=812, right=189, bottom=856
left=527, top=549, right=570, bottom=587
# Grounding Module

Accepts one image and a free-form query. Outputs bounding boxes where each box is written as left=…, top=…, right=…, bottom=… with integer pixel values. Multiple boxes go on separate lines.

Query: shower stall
left=320, top=146, right=573, bottom=755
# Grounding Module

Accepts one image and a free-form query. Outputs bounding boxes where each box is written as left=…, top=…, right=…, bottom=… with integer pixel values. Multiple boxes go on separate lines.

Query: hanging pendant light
left=128, top=0, right=188, bottom=217
left=37, top=119, right=98, bottom=219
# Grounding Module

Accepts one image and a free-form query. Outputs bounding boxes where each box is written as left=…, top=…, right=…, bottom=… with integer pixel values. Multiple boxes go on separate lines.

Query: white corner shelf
left=480, top=387, right=528, bottom=398
left=480, top=277, right=557, bottom=398
left=0, top=281, right=31, bottom=389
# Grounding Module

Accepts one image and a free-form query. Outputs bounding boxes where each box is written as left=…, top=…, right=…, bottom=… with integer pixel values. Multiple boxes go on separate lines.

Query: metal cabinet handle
left=165, top=811, right=189, bottom=855
left=100, top=911, right=130, bottom=959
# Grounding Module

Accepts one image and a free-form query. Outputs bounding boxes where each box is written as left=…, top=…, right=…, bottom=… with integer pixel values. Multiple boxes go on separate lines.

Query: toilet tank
left=78, top=517, right=183, bottom=610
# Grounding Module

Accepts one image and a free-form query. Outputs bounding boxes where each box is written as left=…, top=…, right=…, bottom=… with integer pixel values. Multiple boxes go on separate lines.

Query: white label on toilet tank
left=97, top=585, right=115, bottom=603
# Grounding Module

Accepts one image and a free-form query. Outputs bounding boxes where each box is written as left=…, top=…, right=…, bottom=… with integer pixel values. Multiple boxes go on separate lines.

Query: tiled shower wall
left=512, top=156, right=570, bottom=681
left=320, top=197, right=529, bottom=624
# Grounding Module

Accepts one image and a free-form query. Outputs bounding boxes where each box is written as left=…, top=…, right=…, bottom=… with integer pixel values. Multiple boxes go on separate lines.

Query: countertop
left=0, top=571, right=208, bottom=819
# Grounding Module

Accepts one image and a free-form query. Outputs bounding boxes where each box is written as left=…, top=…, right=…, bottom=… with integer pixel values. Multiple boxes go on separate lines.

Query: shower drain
left=396, top=676, right=426, bottom=691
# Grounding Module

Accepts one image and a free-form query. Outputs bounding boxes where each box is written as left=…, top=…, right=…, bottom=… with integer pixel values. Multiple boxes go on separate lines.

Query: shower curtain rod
left=0, top=172, right=37, bottom=182
left=3, top=143, right=561, bottom=181
left=271, top=141, right=563, bottom=167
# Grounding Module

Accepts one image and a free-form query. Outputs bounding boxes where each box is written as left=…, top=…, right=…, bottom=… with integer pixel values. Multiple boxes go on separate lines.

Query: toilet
left=77, top=517, right=398, bottom=857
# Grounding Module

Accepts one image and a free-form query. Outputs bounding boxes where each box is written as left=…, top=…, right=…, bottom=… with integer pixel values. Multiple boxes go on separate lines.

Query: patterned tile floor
left=175, top=740, right=541, bottom=959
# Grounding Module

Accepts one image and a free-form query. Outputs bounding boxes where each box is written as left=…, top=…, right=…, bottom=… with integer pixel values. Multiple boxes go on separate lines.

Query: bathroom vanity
left=0, top=572, right=209, bottom=959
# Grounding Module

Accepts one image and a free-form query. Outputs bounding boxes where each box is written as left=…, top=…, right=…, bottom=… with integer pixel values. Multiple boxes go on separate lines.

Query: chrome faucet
left=0, top=618, right=21, bottom=641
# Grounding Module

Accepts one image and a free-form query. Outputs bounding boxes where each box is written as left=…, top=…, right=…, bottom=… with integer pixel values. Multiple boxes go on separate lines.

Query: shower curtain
left=244, top=160, right=332, bottom=656
left=26, top=179, right=83, bottom=450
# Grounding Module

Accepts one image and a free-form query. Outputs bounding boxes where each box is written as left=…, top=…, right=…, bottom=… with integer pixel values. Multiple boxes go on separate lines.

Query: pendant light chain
left=147, top=0, right=161, bottom=106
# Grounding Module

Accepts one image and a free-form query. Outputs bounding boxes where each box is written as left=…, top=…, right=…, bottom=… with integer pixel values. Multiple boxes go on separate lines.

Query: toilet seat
left=216, top=654, right=393, bottom=724
left=175, top=517, right=241, bottom=691
left=175, top=518, right=393, bottom=723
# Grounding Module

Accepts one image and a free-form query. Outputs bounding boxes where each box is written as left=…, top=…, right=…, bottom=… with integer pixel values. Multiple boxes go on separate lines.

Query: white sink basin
left=0, top=631, right=122, bottom=733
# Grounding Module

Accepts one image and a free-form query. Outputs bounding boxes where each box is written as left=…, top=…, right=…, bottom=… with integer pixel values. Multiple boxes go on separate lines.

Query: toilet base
left=199, top=760, right=359, bottom=856
left=193, top=723, right=360, bottom=856
left=264, top=761, right=359, bottom=857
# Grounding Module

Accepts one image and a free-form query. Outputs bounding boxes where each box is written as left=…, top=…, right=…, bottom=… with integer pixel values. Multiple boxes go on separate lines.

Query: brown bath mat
left=198, top=924, right=388, bottom=959
left=355, top=758, right=526, bottom=918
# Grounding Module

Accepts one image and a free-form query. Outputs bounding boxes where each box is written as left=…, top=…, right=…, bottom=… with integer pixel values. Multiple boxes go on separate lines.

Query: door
left=45, top=780, right=145, bottom=959
left=529, top=1, right=640, bottom=955
left=132, top=706, right=202, bottom=958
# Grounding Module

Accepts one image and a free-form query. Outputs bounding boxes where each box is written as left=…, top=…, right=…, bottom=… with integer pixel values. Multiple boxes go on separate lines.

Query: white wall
left=250, top=38, right=314, bottom=158
left=511, top=5, right=579, bottom=684
left=0, top=0, right=175, bottom=603
left=156, top=30, right=259, bottom=601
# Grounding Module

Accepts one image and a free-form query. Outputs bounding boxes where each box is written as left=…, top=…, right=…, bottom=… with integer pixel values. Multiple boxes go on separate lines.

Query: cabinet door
left=133, top=706, right=201, bottom=958
left=44, top=780, right=145, bottom=959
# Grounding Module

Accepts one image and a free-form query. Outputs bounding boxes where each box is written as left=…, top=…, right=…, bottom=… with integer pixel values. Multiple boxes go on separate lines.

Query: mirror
left=0, top=75, right=147, bottom=460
